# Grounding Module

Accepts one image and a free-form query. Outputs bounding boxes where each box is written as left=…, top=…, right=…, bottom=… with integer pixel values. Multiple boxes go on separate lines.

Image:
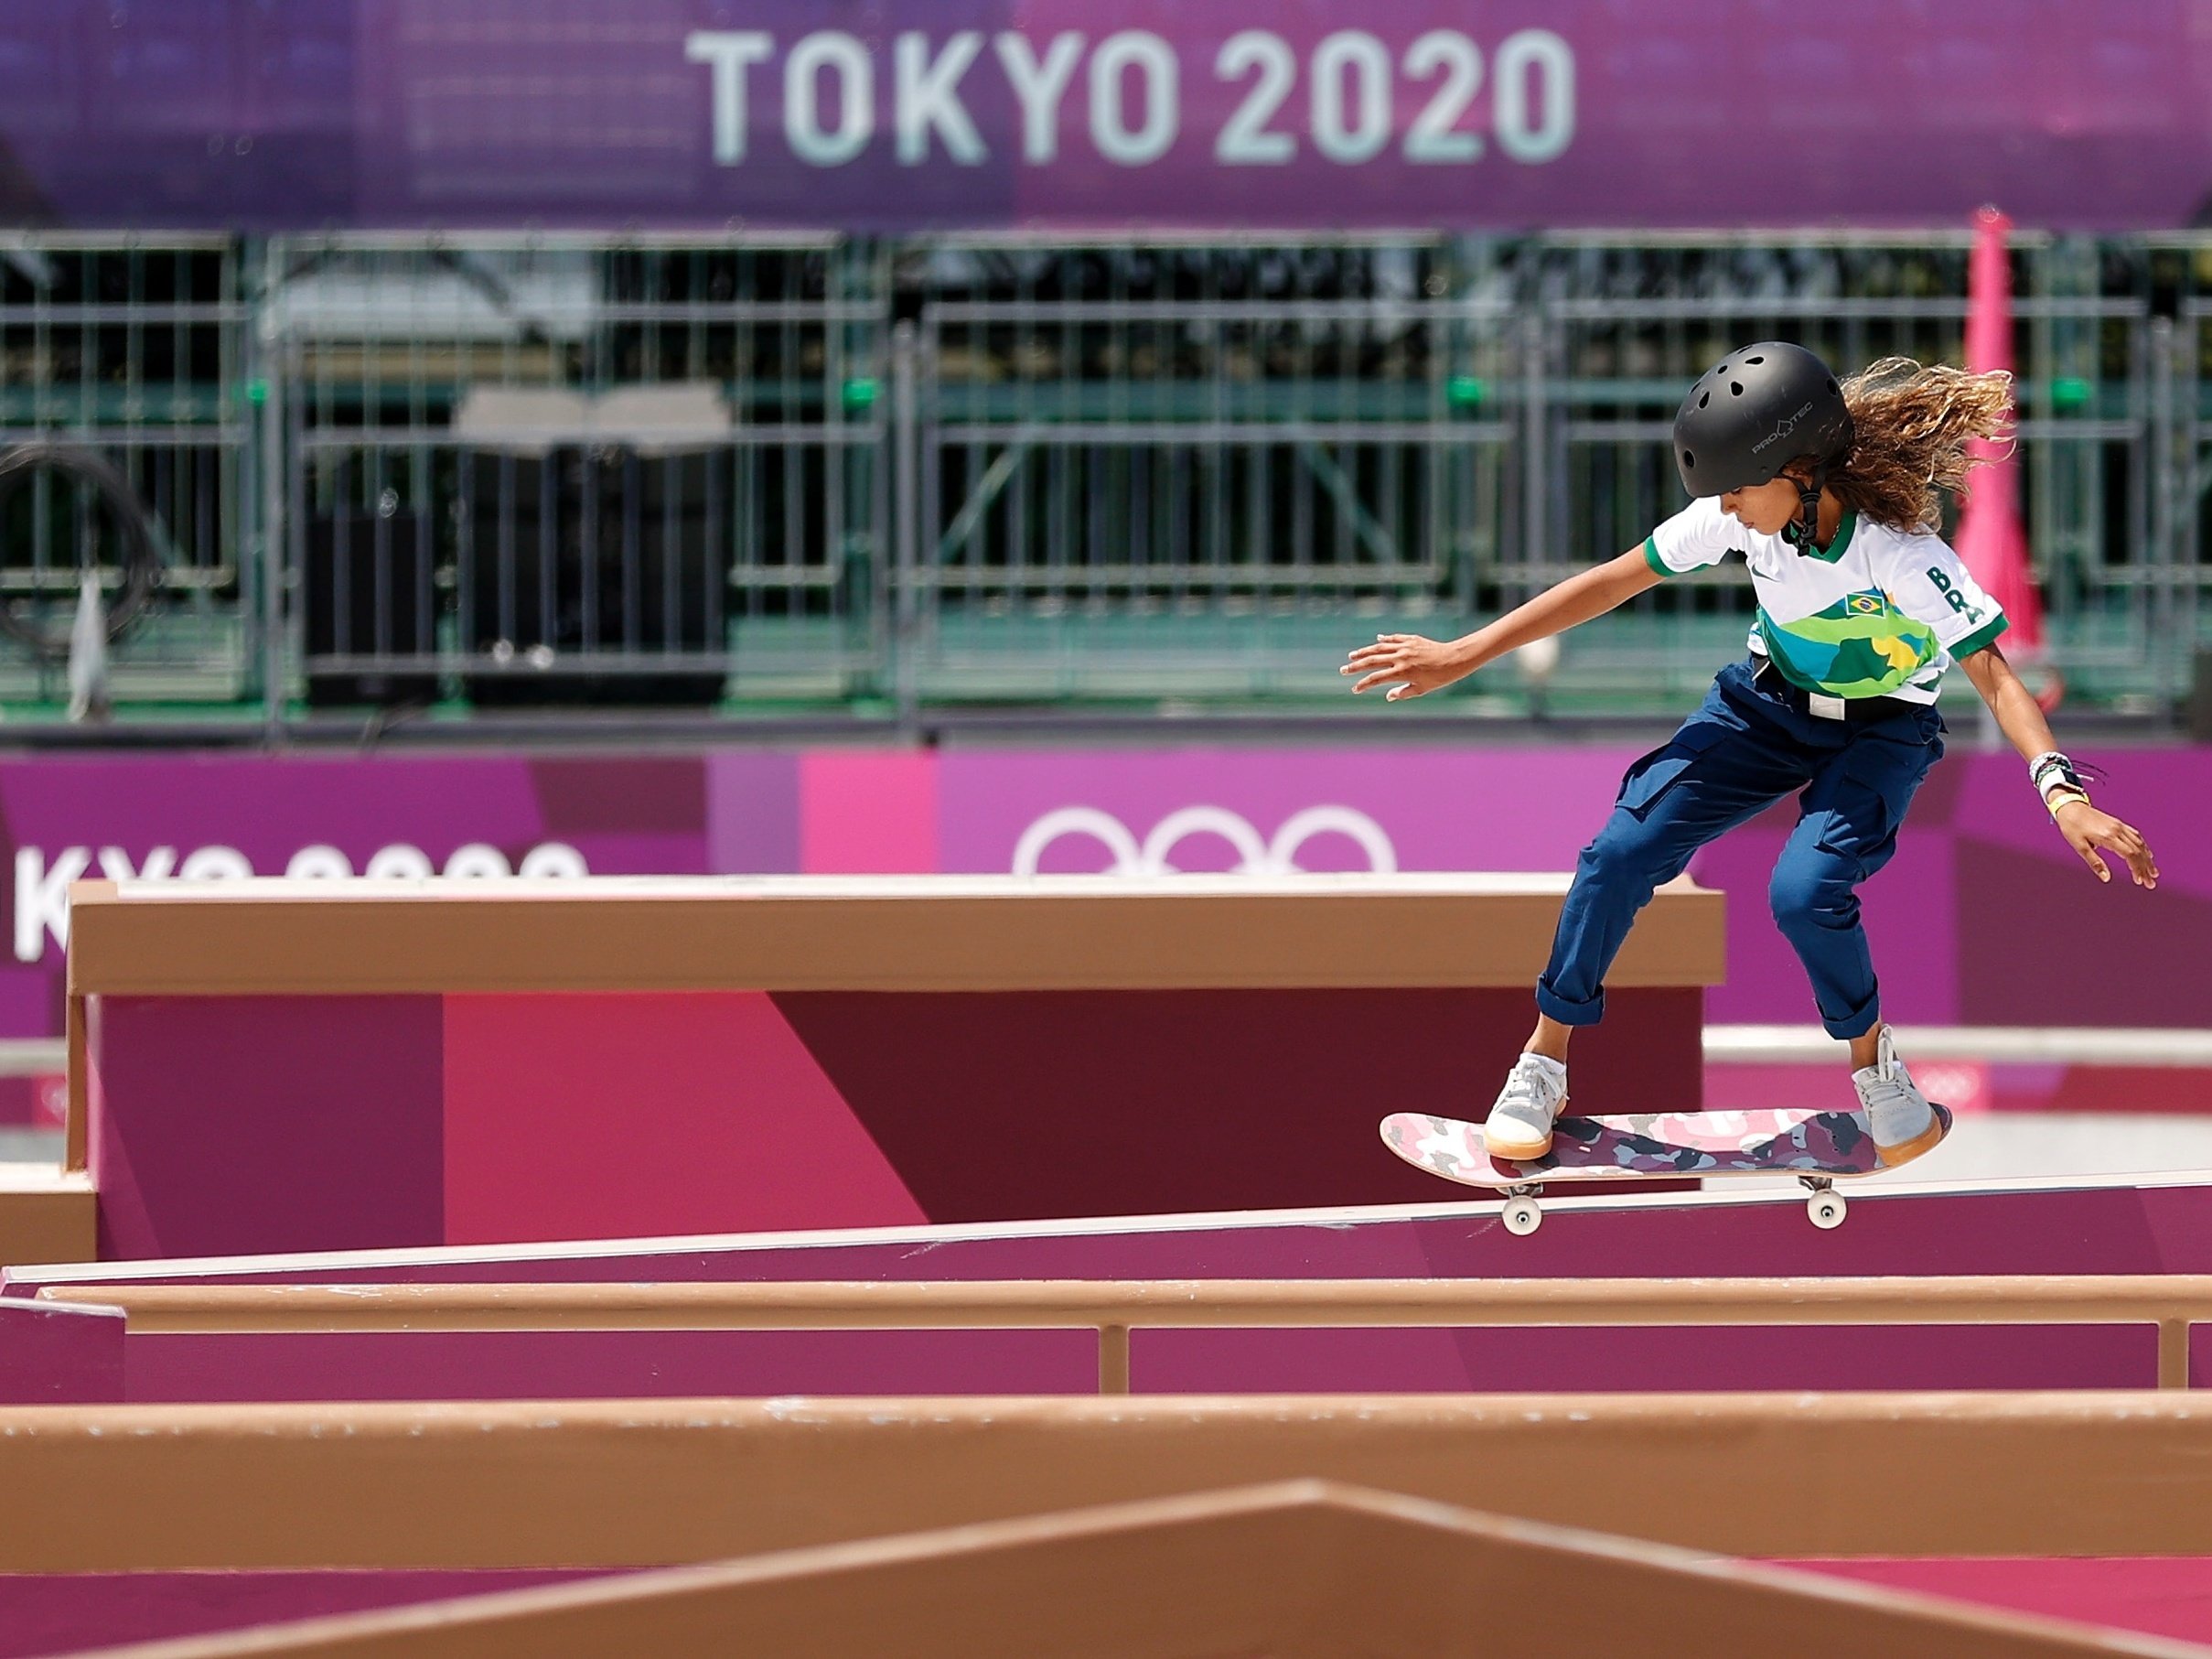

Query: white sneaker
left=1852, top=1026, right=1942, bottom=1167
left=1483, top=1052, right=1570, bottom=1160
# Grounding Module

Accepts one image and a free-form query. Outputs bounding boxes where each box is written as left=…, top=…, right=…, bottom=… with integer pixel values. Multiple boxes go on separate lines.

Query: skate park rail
left=37, top=1273, right=2212, bottom=1393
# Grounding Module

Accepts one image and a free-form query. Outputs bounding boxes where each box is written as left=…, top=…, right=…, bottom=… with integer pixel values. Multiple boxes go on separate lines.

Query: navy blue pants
left=1537, top=659, right=1946, bottom=1040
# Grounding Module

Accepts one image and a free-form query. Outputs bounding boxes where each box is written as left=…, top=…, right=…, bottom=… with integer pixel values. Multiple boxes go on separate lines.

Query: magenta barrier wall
left=0, top=1573, right=615, bottom=1659
left=0, top=1299, right=122, bottom=1405
left=105, top=1323, right=2160, bottom=1405
left=3, top=1565, right=2205, bottom=1659
left=5, top=740, right=2194, bottom=1041
left=1782, top=1561, right=2212, bottom=1651
left=88, top=986, right=1702, bottom=1257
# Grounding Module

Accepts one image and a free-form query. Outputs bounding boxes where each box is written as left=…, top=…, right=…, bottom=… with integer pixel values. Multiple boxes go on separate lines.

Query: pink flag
left=1950, top=204, right=2048, bottom=663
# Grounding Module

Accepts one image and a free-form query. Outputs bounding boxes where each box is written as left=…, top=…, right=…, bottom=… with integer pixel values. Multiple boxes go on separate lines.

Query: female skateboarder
left=1342, top=343, right=2158, bottom=1165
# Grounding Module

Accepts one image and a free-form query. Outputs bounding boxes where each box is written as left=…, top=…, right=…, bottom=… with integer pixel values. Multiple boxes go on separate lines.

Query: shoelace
left=1501, top=1061, right=1563, bottom=1112
left=1855, top=1068, right=1917, bottom=1111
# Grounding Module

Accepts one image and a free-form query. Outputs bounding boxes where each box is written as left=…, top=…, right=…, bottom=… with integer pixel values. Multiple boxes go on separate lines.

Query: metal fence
left=0, top=234, right=252, bottom=706
left=901, top=236, right=1517, bottom=701
left=0, top=229, right=2208, bottom=727
left=261, top=233, right=892, bottom=711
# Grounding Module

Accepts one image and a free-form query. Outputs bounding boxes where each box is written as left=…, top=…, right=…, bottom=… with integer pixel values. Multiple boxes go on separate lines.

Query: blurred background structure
left=0, top=5, right=2193, bottom=732
left=0, top=227, right=2206, bottom=727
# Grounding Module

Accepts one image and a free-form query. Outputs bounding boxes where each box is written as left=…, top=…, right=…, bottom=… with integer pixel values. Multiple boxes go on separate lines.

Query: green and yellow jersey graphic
left=1641, top=499, right=2008, bottom=706
left=1757, top=587, right=1942, bottom=696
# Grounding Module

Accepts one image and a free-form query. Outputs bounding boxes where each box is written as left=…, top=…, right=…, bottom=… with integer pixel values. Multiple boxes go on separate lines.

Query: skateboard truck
left=1501, top=1174, right=1846, bottom=1236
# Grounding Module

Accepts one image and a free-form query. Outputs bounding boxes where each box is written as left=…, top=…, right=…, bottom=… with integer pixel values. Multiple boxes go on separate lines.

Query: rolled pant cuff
left=1821, top=998, right=1881, bottom=1041
left=1536, top=982, right=1605, bottom=1027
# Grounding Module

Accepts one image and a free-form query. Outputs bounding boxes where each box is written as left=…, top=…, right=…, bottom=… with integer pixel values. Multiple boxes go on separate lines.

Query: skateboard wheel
left=1502, top=1197, right=1543, bottom=1236
left=1807, top=1190, right=1847, bottom=1230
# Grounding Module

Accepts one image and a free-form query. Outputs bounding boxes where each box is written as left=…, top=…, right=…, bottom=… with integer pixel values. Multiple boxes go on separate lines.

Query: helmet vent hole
left=1828, top=378, right=1840, bottom=393
left=1730, top=381, right=1744, bottom=396
left=1745, top=354, right=1764, bottom=364
left=1698, top=392, right=1709, bottom=408
left=1682, top=451, right=1695, bottom=469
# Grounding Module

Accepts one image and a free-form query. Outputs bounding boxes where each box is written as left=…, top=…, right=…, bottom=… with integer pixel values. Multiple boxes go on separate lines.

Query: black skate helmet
left=1672, top=342, right=1853, bottom=544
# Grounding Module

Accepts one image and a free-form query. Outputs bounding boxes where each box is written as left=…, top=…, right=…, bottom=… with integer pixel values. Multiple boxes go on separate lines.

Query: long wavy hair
left=1813, top=357, right=2013, bottom=533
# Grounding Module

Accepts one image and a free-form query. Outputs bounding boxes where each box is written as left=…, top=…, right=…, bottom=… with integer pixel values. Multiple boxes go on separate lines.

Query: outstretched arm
left=1342, top=548, right=1662, bottom=701
left=1959, top=644, right=2158, bottom=888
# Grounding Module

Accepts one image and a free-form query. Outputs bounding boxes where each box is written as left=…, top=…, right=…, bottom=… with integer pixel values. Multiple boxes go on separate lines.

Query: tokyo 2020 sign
left=0, top=2, right=2206, bottom=231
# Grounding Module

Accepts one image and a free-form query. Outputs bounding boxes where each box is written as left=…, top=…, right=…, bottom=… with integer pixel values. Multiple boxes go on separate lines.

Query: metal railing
left=908, top=291, right=1516, bottom=699
left=39, top=1274, right=2212, bottom=1393
left=0, top=230, right=2207, bottom=726
left=259, top=234, right=896, bottom=710
left=0, top=235, right=253, bottom=705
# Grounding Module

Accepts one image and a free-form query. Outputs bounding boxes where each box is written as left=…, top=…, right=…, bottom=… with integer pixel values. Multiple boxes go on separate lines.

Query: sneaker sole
left=1484, top=1127, right=1556, bottom=1162
left=1874, top=1117, right=1946, bottom=1169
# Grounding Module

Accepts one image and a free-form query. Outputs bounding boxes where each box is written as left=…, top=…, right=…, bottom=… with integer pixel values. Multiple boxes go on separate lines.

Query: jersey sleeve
left=1879, top=533, right=2010, bottom=657
left=1641, top=497, right=1739, bottom=577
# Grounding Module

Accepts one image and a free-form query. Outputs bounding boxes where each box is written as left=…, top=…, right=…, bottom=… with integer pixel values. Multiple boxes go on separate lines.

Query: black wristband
left=2031, top=752, right=2084, bottom=793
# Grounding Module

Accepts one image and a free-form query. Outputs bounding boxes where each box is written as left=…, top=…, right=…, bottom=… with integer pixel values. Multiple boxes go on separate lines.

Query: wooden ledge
left=64, top=874, right=1725, bottom=996
left=0, top=1169, right=94, bottom=1268
left=3, top=1393, right=2211, bottom=1567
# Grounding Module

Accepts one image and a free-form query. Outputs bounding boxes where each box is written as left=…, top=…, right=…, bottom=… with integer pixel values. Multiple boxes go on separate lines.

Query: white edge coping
left=0, top=1040, right=63, bottom=1077
left=93, top=873, right=1599, bottom=902
left=0, top=1294, right=123, bottom=1322
left=11, top=1167, right=2212, bottom=1292
left=5, top=1026, right=2212, bottom=1072
left=0, top=1167, right=90, bottom=1195
left=1708, top=1026, right=2212, bottom=1067
left=13, top=1026, right=2212, bottom=1072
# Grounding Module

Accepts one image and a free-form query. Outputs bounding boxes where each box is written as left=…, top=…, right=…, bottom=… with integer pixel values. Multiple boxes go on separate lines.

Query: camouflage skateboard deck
left=1379, top=1103, right=1955, bottom=1189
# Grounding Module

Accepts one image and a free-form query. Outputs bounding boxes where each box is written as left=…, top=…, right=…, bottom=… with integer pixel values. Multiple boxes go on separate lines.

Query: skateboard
left=1378, top=1103, right=1954, bottom=1235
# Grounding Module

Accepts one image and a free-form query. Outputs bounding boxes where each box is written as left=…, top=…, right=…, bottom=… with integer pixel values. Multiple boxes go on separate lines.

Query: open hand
left=1341, top=634, right=1467, bottom=701
left=2056, top=801, right=2159, bottom=888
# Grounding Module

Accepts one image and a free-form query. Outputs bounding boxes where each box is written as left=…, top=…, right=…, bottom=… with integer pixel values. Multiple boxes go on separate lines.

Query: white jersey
left=1643, top=497, right=2008, bottom=705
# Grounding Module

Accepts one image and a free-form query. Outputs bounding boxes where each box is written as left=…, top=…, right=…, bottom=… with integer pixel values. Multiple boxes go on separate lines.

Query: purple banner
left=0, top=740, right=2195, bottom=1044
left=0, top=754, right=758, bottom=1038
left=0, top=2, right=2206, bottom=230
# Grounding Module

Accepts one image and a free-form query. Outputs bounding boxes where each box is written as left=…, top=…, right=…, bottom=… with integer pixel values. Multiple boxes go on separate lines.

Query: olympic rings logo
left=1011, top=805, right=1398, bottom=877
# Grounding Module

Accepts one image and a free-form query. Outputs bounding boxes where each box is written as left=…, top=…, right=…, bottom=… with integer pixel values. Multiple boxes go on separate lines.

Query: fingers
left=2066, top=811, right=2161, bottom=890
left=1340, top=637, right=1411, bottom=670
left=2105, top=826, right=2160, bottom=889
left=1345, top=636, right=1415, bottom=696
left=2078, top=813, right=2161, bottom=889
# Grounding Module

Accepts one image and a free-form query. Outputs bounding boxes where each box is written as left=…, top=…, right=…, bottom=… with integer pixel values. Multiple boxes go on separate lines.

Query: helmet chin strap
left=1780, top=467, right=1826, bottom=549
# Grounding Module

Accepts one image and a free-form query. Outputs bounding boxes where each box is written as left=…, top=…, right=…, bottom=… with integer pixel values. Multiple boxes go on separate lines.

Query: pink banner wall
left=3, top=738, right=2193, bottom=1042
